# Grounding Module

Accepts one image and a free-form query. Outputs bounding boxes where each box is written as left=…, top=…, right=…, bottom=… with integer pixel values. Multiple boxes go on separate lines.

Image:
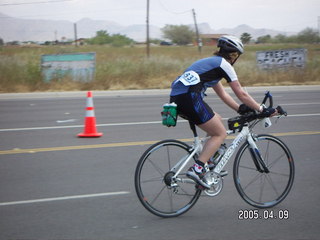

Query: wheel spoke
left=176, top=185, right=196, bottom=197
left=166, top=146, right=172, bottom=170
left=242, top=171, right=263, bottom=190
left=265, top=173, right=280, bottom=196
left=150, top=185, right=167, bottom=205
left=166, top=187, right=174, bottom=212
left=147, top=157, right=165, bottom=176
left=259, top=175, right=266, bottom=203
left=266, top=153, right=286, bottom=169
left=141, top=176, right=163, bottom=184
left=239, top=165, right=258, bottom=171
left=268, top=170, right=290, bottom=177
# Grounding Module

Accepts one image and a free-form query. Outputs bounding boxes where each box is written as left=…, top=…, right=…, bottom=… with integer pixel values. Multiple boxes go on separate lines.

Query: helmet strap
left=230, top=55, right=240, bottom=65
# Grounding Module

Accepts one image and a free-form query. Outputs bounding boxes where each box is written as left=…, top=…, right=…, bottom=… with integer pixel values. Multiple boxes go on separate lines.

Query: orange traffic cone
left=77, top=91, right=103, bottom=137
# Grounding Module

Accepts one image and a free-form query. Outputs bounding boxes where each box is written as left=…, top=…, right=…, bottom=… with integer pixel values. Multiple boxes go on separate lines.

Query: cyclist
left=170, top=35, right=276, bottom=188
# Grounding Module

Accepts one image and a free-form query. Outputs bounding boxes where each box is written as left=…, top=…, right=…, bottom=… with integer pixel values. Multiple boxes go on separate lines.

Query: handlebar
left=261, top=91, right=287, bottom=116
left=262, top=91, right=273, bottom=108
left=228, top=91, right=287, bottom=132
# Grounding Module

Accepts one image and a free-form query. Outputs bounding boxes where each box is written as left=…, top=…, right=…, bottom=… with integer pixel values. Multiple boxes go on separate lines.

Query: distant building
left=197, top=34, right=227, bottom=46
left=73, top=38, right=87, bottom=46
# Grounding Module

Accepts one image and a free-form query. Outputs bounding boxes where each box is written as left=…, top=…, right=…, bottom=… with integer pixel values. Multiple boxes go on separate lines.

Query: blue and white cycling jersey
left=170, top=56, right=238, bottom=96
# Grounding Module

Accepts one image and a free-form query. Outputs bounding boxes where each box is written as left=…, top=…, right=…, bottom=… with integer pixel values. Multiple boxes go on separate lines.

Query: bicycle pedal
left=220, top=170, right=228, bottom=177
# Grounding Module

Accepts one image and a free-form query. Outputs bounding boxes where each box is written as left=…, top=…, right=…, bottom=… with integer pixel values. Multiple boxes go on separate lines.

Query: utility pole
left=192, top=8, right=202, bottom=54
left=74, top=23, right=78, bottom=47
left=146, top=0, right=150, bottom=58
left=318, top=16, right=320, bottom=40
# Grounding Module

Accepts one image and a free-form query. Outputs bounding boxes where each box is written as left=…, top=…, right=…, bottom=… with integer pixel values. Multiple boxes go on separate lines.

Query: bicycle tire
left=233, top=134, right=294, bottom=208
left=135, top=139, right=201, bottom=217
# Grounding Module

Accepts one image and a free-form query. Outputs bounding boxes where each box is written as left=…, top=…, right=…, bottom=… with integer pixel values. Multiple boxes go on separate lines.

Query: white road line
left=0, top=113, right=319, bottom=132
left=0, top=191, right=130, bottom=206
left=287, top=113, right=320, bottom=117
left=0, top=121, right=164, bottom=132
left=281, top=102, right=320, bottom=106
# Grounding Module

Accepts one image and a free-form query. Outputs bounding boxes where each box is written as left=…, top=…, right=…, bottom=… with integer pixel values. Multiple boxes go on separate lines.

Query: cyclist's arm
left=212, top=82, right=239, bottom=111
left=228, top=80, right=262, bottom=112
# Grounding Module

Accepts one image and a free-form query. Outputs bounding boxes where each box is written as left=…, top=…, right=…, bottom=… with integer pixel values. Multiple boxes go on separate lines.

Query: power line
left=0, top=6, right=135, bottom=19
left=0, top=0, right=73, bottom=6
left=157, top=0, right=191, bottom=15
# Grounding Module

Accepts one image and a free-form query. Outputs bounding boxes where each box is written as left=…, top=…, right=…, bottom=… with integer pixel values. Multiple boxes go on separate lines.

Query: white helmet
left=217, top=35, right=244, bottom=54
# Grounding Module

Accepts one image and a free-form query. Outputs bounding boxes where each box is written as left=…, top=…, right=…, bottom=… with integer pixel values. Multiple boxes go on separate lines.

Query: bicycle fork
left=247, top=135, right=270, bottom=173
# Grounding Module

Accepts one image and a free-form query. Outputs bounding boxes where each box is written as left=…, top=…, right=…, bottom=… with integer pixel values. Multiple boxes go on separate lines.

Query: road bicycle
left=134, top=92, right=294, bottom=217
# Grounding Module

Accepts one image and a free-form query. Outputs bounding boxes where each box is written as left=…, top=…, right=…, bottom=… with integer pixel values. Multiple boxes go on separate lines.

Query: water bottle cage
left=209, top=144, right=227, bottom=166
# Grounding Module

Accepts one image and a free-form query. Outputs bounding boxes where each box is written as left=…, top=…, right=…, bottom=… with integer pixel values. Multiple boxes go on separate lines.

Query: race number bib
left=178, top=70, right=200, bottom=86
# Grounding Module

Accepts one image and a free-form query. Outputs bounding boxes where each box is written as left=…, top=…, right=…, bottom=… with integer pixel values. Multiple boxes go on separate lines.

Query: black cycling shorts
left=170, top=92, right=215, bottom=125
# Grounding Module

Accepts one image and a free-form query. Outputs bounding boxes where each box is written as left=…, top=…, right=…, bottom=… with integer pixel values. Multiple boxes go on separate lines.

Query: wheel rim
left=234, top=135, right=294, bottom=208
left=135, top=140, right=201, bottom=217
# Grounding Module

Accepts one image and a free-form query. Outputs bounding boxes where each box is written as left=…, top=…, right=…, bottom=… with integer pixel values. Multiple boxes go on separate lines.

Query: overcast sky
left=0, top=0, right=319, bottom=32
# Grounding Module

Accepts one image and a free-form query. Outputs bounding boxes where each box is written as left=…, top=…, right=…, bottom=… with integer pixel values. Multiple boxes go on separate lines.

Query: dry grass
left=0, top=44, right=319, bottom=93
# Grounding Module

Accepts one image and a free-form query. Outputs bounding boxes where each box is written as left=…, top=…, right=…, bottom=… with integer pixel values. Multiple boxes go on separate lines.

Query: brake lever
left=275, top=106, right=287, bottom=123
left=276, top=105, right=287, bottom=116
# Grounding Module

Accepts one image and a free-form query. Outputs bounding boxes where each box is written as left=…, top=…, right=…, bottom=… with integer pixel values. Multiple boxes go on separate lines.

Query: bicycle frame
left=171, top=136, right=202, bottom=180
left=171, top=124, right=263, bottom=182
left=214, top=127, right=250, bottom=174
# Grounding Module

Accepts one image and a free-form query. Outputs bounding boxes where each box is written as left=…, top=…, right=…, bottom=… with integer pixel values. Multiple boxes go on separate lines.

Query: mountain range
left=0, top=12, right=295, bottom=42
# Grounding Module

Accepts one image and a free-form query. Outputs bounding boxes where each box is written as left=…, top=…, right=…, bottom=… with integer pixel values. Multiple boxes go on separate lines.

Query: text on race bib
left=178, top=70, right=200, bottom=86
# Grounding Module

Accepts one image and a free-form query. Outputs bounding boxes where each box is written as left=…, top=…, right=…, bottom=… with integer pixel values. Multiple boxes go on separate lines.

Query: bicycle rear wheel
left=135, top=139, right=201, bottom=217
left=233, top=134, right=294, bottom=208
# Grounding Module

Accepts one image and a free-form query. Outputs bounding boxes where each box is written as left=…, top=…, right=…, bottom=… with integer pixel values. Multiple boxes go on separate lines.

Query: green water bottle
left=162, top=103, right=170, bottom=126
left=167, top=102, right=177, bottom=126
left=162, top=102, right=177, bottom=127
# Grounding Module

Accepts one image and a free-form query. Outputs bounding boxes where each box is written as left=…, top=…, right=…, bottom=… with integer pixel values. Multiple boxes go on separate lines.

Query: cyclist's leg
left=172, top=92, right=227, bottom=164
left=197, top=113, right=227, bottom=164
left=186, top=113, right=227, bottom=188
left=171, top=92, right=226, bottom=187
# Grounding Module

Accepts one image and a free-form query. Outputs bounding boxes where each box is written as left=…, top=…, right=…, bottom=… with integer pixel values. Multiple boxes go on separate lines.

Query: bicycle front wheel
left=135, top=139, right=201, bottom=218
left=233, top=134, right=294, bottom=208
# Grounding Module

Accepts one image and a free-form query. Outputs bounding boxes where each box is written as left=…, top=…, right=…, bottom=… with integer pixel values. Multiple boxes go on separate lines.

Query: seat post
left=188, top=121, right=198, bottom=137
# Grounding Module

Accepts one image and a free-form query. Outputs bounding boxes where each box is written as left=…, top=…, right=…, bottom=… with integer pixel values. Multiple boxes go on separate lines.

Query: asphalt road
left=0, top=86, right=320, bottom=240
